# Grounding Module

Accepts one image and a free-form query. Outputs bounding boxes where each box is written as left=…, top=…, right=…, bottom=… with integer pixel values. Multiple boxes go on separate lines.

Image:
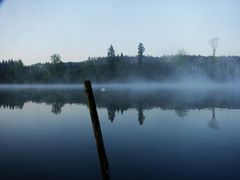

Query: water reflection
left=51, top=102, right=65, bottom=114
left=107, top=106, right=116, bottom=122
left=175, top=108, right=189, bottom=119
left=1, top=87, right=240, bottom=179
left=137, top=104, right=145, bottom=125
left=208, top=108, right=218, bottom=129
left=0, top=87, right=239, bottom=127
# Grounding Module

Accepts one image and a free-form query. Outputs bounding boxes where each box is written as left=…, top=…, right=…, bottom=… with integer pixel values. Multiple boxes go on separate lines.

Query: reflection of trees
left=175, top=108, right=188, bottom=119
left=0, top=103, right=24, bottom=110
left=0, top=90, right=25, bottom=110
left=107, top=106, right=116, bottom=122
left=137, top=104, right=145, bottom=125
left=51, top=102, right=65, bottom=115
left=0, top=88, right=240, bottom=124
left=208, top=108, right=218, bottom=129
left=0, top=89, right=82, bottom=114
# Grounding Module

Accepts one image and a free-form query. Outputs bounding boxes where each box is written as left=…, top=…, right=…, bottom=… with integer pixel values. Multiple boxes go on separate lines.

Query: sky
left=0, top=0, right=239, bottom=65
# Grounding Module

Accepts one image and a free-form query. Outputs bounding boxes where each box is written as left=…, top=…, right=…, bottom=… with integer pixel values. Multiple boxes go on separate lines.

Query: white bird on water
left=101, top=88, right=106, bottom=92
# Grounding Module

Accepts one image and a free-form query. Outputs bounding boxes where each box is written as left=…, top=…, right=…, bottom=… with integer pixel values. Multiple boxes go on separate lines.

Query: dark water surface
left=0, top=85, right=240, bottom=180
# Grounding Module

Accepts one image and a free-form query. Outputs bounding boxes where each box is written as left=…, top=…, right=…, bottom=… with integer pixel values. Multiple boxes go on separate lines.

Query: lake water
left=0, top=85, right=240, bottom=180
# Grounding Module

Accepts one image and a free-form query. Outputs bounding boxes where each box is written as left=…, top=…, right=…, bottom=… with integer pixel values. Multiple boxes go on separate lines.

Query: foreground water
left=0, top=85, right=240, bottom=179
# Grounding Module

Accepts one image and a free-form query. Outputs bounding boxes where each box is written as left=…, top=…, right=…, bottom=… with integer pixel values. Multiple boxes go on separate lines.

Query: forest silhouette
left=1, top=44, right=240, bottom=83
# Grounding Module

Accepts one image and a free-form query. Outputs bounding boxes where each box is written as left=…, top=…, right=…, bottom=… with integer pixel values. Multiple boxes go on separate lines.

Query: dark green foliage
left=107, top=45, right=115, bottom=58
left=107, top=45, right=116, bottom=79
left=51, top=54, right=62, bottom=64
left=138, top=43, right=145, bottom=65
left=1, top=55, right=240, bottom=83
left=0, top=59, right=25, bottom=83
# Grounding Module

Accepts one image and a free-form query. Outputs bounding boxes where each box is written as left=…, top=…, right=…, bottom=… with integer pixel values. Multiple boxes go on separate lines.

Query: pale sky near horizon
left=0, top=0, right=239, bottom=65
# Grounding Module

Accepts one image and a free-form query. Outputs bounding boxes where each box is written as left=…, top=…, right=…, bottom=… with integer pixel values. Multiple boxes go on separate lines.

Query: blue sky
left=0, top=0, right=239, bottom=64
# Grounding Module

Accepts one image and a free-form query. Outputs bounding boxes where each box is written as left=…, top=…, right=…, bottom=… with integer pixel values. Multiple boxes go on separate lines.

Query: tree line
left=1, top=43, right=240, bottom=83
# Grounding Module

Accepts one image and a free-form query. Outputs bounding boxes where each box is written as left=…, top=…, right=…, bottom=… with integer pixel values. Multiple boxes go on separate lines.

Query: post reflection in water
left=84, top=81, right=110, bottom=180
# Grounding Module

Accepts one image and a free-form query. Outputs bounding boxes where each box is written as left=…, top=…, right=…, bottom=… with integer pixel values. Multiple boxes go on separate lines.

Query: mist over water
left=1, top=80, right=240, bottom=90
left=1, top=83, right=240, bottom=113
left=0, top=84, right=84, bottom=89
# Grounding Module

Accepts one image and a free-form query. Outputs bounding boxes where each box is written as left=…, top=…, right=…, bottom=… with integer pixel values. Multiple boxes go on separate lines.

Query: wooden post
left=84, top=80, right=110, bottom=180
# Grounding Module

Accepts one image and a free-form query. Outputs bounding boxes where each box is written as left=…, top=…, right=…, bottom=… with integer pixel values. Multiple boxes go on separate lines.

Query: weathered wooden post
left=84, top=80, right=110, bottom=180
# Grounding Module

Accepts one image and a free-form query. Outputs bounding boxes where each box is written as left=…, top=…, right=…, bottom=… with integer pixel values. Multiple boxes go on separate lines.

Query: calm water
left=0, top=85, right=240, bottom=180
